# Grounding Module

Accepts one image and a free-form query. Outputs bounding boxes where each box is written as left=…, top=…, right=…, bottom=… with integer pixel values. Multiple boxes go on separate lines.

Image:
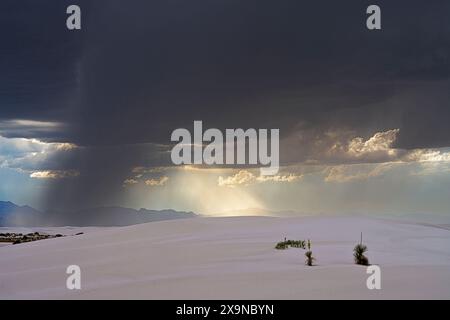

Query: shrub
left=287, top=240, right=305, bottom=248
left=275, top=241, right=288, bottom=250
left=275, top=239, right=306, bottom=250
left=354, top=244, right=369, bottom=266
left=305, top=250, right=315, bottom=266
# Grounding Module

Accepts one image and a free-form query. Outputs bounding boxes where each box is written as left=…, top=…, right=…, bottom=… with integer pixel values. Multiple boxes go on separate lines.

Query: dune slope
left=0, top=216, right=449, bottom=299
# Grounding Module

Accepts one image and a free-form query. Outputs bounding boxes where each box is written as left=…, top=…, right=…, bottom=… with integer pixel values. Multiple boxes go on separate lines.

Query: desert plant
left=354, top=243, right=369, bottom=265
left=275, top=241, right=288, bottom=250
left=287, top=240, right=305, bottom=248
left=275, top=239, right=306, bottom=250
left=305, top=250, right=315, bottom=266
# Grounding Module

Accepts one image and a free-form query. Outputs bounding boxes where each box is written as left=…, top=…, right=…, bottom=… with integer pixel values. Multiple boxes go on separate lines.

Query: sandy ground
left=0, top=216, right=449, bottom=299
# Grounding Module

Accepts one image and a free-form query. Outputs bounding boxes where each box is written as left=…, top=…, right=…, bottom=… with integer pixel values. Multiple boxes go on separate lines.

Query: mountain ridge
left=0, top=201, right=196, bottom=227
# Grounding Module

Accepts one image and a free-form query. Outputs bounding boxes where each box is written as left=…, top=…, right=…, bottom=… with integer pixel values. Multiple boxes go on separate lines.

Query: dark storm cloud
left=2, top=0, right=450, bottom=210
left=0, top=0, right=87, bottom=140
left=2, top=0, right=450, bottom=147
left=72, top=0, right=450, bottom=149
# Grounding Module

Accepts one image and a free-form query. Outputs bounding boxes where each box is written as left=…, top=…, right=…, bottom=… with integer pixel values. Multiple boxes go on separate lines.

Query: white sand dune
left=0, top=216, right=449, bottom=299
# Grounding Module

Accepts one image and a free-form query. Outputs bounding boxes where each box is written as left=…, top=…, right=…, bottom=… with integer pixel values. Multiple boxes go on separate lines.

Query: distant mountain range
left=215, top=207, right=305, bottom=217
left=0, top=201, right=196, bottom=227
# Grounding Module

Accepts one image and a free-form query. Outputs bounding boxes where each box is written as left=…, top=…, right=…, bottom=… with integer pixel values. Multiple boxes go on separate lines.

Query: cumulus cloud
left=326, top=129, right=401, bottom=163
left=132, top=166, right=168, bottom=174
left=280, top=127, right=405, bottom=166
left=121, top=166, right=173, bottom=187
left=119, top=129, right=450, bottom=189
left=321, top=142, right=450, bottom=183
left=402, top=149, right=450, bottom=176
left=218, top=170, right=255, bottom=187
left=284, top=127, right=450, bottom=169
left=403, top=149, right=450, bottom=163
left=0, top=135, right=79, bottom=175
left=347, top=129, right=399, bottom=157
left=30, top=170, right=80, bottom=179
left=218, top=170, right=302, bottom=187
left=144, top=176, right=169, bottom=187
left=123, top=178, right=139, bottom=186
left=257, top=174, right=302, bottom=183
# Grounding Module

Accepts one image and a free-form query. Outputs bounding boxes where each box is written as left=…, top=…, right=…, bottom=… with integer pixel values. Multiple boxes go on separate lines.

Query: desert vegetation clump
left=305, top=239, right=315, bottom=266
left=275, top=239, right=306, bottom=250
left=275, top=237, right=316, bottom=266
left=0, top=232, right=66, bottom=245
left=354, top=243, right=369, bottom=266
left=305, top=250, right=315, bottom=266
left=354, top=232, right=370, bottom=266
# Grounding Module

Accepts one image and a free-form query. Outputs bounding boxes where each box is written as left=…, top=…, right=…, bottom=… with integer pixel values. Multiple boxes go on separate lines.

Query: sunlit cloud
left=218, top=170, right=302, bottom=187
left=347, top=129, right=399, bottom=156
left=218, top=170, right=255, bottom=187
left=144, top=176, right=169, bottom=187
left=404, top=149, right=450, bottom=163
left=123, top=175, right=170, bottom=187
left=29, top=170, right=79, bottom=179
left=123, top=178, right=139, bottom=186
left=0, top=135, right=79, bottom=172
left=325, top=129, right=401, bottom=163
left=132, top=166, right=168, bottom=174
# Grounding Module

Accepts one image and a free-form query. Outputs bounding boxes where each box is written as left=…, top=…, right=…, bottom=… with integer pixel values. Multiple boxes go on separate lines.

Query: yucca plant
left=353, top=243, right=369, bottom=266
left=305, top=250, right=315, bottom=266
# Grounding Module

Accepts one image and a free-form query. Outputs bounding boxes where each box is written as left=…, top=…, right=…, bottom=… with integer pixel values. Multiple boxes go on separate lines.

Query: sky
left=1, top=0, right=450, bottom=219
